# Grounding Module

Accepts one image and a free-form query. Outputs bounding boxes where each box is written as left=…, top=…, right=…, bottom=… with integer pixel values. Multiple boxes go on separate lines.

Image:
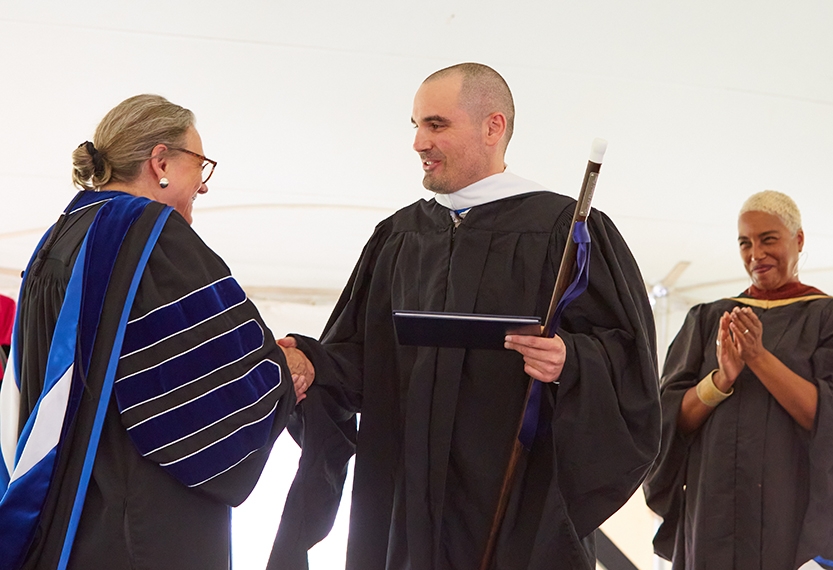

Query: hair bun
left=81, top=141, right=106, bottom=177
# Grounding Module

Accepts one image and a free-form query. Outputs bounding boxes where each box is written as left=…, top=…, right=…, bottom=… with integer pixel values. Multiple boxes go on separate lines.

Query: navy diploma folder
left=392, top=310, right=542, bottom=350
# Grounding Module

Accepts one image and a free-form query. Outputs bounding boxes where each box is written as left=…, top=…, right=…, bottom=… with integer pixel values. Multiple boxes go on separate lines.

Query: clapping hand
left=728, top=306, right=766, bottom=364
left=714, top=311, right=744, bottom=392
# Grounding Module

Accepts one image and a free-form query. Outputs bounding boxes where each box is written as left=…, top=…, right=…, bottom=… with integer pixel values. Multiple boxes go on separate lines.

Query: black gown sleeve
left=267, top=222, right=392, bottom=569
left=799, top=302, right=833, bottom=561
left=116, top=213, right=298, bottom=507
left=547, top=209, right=661, bottom=538
left=641, top=304, right=710, bottom=559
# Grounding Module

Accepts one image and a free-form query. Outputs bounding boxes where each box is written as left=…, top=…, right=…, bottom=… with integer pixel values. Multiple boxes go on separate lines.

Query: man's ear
left=484, top=112, right=507, bottom=147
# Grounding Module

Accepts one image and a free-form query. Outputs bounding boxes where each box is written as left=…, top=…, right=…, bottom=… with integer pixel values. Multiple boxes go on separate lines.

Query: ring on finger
left=743, top=328, right=750, bottom=335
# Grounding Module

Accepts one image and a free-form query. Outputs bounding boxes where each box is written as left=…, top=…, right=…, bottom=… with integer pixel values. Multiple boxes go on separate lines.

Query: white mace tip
left=589, top=138, right=608, bottom=164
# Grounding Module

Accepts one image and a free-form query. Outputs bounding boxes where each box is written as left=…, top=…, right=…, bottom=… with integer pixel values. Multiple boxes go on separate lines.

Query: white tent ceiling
left=3, top=1, right=832, bottom=310
left=1, top=1, right=832, bottom=568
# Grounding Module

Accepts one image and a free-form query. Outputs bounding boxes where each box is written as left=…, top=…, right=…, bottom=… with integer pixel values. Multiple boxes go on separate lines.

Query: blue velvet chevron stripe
left=519, top=220, right=591, bottom=450
left=161, top=408, right=277, bottom=486
left=114, top=274, right=283, bottom=489
left=0, top=192, right=167, bottom=570
left=121, top=276, right=246, bottom=356
left=116, top=319, right=266, bottom=410
left=127, top=359, right=282, bottom=456
left=157, top=362, right=282, bottom=487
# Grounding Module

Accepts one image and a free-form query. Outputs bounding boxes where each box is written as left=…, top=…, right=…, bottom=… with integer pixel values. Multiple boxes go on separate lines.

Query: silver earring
left=159, top=177, right=169, bottom=188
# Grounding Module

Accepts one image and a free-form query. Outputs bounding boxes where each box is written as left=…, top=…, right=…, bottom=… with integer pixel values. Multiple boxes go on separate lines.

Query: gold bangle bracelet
left=695, top=369, right=734, bottom=407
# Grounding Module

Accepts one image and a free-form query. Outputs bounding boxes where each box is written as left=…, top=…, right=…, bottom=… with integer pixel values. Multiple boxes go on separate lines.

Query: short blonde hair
left=739, top=190, right=802, bottom=235
left=72, top=94, right=194, bottom=190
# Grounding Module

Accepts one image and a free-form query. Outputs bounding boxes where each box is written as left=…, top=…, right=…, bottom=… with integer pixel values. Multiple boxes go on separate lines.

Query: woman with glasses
left=0, top=94, right=311, bottom=570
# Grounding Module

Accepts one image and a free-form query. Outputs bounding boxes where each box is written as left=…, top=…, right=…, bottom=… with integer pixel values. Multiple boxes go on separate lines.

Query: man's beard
left=422, top=173, right=456, bottom=194
left=418, top=149, right=489, bottom=194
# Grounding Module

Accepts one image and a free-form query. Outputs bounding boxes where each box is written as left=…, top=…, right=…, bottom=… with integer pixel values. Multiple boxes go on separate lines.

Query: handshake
left=276, top=336, right=316, bottom=403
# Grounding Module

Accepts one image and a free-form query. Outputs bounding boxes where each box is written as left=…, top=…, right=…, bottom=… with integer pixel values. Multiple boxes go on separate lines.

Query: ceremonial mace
left=479, top=138, right=607, bottom=570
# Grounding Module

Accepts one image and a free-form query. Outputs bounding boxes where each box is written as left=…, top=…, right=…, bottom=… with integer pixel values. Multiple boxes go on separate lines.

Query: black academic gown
left=644, top=295, right=833, bottom=570
left=271, top=191, right=660, bottom=570
left=15, top=194, right=296, bottom=570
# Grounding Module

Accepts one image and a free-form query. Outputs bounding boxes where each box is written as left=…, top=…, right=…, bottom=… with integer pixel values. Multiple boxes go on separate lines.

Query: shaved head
left=423, top=63, right=515, bottom=150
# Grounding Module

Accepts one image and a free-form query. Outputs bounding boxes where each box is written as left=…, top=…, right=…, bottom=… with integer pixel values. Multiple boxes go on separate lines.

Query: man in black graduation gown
left=271, top=63, right=660, bottom=570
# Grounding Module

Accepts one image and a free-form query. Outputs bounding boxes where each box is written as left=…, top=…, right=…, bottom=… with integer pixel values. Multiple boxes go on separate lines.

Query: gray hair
left=739, top=190, right=802, bottom=235
left=424, top=62, right=515, bottom=149
left=72, top=94, right=194, bottom=190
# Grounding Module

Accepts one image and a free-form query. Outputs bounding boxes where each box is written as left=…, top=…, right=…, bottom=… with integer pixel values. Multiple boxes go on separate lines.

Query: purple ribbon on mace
left=518, top=220, right=591, bottom=451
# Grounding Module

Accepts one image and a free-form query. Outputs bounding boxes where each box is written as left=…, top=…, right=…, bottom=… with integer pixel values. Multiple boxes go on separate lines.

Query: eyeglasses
left=167, top=146, right=218, bottom=184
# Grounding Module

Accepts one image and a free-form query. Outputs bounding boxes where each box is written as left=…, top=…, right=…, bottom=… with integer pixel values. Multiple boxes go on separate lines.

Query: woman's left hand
left=277, top=336, right=316, bottom=403
left=728, top=307, right=766, bottom=363
left=728, top=304, right=819, bottom=431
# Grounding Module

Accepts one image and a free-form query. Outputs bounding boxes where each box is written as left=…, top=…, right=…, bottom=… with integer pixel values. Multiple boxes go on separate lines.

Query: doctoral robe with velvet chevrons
left=12, top=191, right=296, bottom=570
